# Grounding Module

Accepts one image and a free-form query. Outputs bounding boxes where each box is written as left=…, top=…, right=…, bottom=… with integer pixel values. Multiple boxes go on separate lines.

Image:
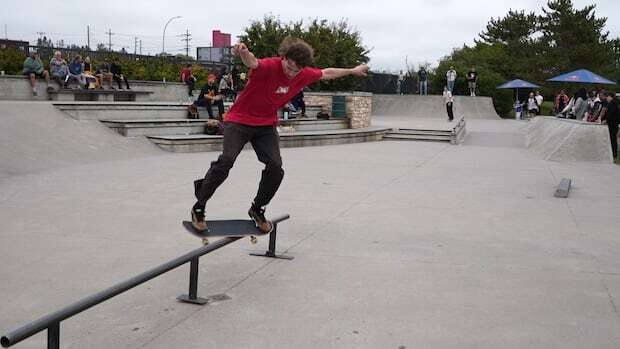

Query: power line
left=105, top=28, right=114, bottom=51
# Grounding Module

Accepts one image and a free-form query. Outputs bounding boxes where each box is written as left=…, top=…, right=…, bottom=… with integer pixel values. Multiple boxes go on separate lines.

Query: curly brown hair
left=278, top=37, right=314, bottom=68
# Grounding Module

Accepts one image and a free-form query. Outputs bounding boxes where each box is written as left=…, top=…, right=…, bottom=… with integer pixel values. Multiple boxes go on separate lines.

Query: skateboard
left=182, top=219, right=271, bottom=245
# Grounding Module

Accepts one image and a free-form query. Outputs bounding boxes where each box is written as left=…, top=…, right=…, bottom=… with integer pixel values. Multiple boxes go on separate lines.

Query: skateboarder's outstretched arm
left=321, top=64, right=369, bottom=80
left=232, top=43, right=258, bottom=70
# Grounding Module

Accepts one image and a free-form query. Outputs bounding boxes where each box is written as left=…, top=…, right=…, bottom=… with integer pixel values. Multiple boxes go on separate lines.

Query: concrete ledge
left=49, top=89, right=153, bottom=102
left=101, top=119, right=209, bottom=137
left=526, top=116, right=613, bottom=162
left=54, top=101, right=231, bottom=120
left=148, top=126, right=390, bottom=152
left=0, top=75, right=189, bottom=101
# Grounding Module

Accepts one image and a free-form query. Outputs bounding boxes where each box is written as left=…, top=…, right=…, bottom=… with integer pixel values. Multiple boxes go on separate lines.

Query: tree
left=539, top=0, right=611, bottom=75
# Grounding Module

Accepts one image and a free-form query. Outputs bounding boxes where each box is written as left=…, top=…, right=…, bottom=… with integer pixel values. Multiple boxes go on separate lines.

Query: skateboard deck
left=182, top=219, right=270, bottom=245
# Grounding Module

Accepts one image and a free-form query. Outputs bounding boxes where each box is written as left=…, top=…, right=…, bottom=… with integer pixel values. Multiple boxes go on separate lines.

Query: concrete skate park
left=1, top=82, right=620, bottom=348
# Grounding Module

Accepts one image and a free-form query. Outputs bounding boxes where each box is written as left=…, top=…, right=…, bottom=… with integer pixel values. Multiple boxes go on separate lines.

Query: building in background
left=212, top=30, right=231, bottom=48
left=0, top=39, right=29, bottom=55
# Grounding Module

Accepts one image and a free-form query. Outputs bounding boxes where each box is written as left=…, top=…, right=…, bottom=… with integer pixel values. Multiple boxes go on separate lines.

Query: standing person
left=418, top=67, right=428, bottom=95
left=466, top=67, right=478, bottom=96
left=397, top=70, right=404, bottom=95
left=554, top=89, right=569, bottom=115
left=601, top=91, right=619, bottom=159
left=180, top=64, right=196, bottom=96
left=446, top=66, right=457, bottom=93
left=572, top=88, right=588, bottom=120
left=526, top=92, right=539, bottom=117
left=190, top=37, right=368, bottom=232
left=443, top=86, right=454, bottom=122
left=49, top=51, right=69, bottom=90
left=110, top=61, right=130, bottom=90
left=22, top=51, right=50, bottom=96
left=534, top=91, right=544, bottom=115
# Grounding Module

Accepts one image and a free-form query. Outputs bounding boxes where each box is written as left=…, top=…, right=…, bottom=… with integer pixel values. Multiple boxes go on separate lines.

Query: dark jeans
left=194, top=122, right=284, bottom=210
left=113, top=74, right=130, bottom=89
left=609, top=122, right=619, bottom=158
left=185, top=78, right=196, bottom=96
left=446, top=102, right=454, bottom=120
left=194, top=98, right=225, bottom=119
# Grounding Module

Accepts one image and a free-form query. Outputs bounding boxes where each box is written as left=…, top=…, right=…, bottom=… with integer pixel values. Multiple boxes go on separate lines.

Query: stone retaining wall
left=305, top=92, right=372, bottom=129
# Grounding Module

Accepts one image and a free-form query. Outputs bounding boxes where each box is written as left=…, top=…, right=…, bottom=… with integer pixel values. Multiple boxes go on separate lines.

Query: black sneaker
left=248, top=203, right=273, bottom=234
left=191, top=205, right=208, bottom=232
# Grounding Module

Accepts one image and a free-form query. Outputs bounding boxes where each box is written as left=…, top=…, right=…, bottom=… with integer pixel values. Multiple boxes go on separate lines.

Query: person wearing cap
left=190, top=36, right=368, bottom=234
left=192, top=74, right=225, bottom=119
left=22, top=51, right=50, bottom=96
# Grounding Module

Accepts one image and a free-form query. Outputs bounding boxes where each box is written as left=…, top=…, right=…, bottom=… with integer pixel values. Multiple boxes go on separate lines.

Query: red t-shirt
left=180, top=68, right=191, bottom=82
left=226, top=57, right=323, bottom=126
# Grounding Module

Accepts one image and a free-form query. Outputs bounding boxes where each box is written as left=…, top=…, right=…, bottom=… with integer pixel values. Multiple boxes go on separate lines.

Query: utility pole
left=139, top=40, right=142, bottom=55
left=87, top=25, right=90, bottom=49
left=4, top=24, right=7, bottom=39
left=180, top=29, right=192, bottom=57
left=105, top=28, right=114, bottom=51
left=134, top=37, right=138, bottom=55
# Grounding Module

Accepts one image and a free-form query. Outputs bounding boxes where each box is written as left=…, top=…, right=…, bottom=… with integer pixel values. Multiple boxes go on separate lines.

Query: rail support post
left=177, top=257, right=209, bottom=305
left=48, top=322, right=60, bottom=349
left=250, top=222, right=294, bottom=260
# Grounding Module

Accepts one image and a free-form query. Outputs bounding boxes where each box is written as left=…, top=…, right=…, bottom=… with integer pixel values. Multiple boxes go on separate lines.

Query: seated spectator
left=49, top=50, right=69, bottom=90
left=95, top=59, right=114, bottom=89
left=191, top=74, right=225, bottom=119
left=110, top=61, right=130, bottom=90
left=554, top=89, right=569, bottom=115
left=22, top=51, right=50, bottom=96
left=66, top=55, right=86, bottom=89
left=82, top=56, right=99, bottom=89
left=180, top=64, right=196, bottom=96
left=572, top=88, right=588, bottom=120
left=218, top=74, right=236, bottom=101
left=288, top=90, right=306, bottom=117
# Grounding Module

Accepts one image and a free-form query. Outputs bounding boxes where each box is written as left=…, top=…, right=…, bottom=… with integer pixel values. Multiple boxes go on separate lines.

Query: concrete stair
left=383, top=118, right=466, bottom=144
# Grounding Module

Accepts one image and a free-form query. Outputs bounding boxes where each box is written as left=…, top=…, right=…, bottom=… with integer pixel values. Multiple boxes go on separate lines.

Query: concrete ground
left=1, top=106, right=620, bottom=348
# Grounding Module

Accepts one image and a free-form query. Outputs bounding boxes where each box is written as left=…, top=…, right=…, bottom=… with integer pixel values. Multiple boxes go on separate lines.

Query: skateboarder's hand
left=351, top=64, right=369, bottom=77
left=232, top=43, right=249, bottom=56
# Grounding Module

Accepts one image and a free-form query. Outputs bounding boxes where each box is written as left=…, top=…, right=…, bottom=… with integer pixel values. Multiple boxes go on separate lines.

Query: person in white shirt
left=446, top=66, right=457, bottom=92
left=443, top=86, right=454, bottom=121
left=534, top=91, right=544, bottom=115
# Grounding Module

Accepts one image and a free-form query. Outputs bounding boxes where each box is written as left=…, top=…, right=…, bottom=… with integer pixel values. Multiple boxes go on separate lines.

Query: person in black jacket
left=601, top=91, right=619, bottom=159
left=110, top=62, right=130, bottom=90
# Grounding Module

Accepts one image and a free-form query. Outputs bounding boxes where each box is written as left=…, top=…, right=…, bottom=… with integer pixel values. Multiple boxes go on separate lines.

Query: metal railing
left=1, top=214, right=291, bottom=348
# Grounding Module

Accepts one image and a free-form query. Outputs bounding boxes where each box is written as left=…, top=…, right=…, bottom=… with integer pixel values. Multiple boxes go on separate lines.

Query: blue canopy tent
left=547, top=69, right=616, bottom=85
left=496, top=79, right=540, bottom=103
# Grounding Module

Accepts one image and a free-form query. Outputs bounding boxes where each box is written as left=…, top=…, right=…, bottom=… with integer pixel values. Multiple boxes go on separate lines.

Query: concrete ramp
left=526, top=116, right=612, bottom=162
left=372, top=95, right=501, bottom=119
left=0, top=101, right=160, bottom=178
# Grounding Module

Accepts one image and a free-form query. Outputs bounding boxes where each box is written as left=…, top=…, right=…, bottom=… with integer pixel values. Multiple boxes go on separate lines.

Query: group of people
left=22, top=50, right=130, bottom=96
left=553, top=88, right=619, bottom=159
left=395, top=66, right=478, bottom=97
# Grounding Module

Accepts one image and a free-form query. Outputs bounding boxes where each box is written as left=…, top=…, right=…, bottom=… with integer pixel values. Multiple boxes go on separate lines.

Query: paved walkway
left=1, top=107, right=620, bottom=348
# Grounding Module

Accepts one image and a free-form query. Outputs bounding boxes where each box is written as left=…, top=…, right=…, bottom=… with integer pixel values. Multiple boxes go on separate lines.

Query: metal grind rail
left=1, top=214, right=291, bottom=349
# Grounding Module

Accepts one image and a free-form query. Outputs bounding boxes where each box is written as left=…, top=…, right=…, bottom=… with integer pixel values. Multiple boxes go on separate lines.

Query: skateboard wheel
left=250, top=236, right=257, bottom=244
left=202, top=238, right=209, bottom=245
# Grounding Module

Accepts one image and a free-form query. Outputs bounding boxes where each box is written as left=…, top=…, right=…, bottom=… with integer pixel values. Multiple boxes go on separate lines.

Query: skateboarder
left=191, top=37, right=368, bottom=233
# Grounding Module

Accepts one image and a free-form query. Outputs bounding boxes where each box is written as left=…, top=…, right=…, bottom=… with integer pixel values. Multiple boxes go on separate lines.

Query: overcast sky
left=2, top=0, right=619, bottom=71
